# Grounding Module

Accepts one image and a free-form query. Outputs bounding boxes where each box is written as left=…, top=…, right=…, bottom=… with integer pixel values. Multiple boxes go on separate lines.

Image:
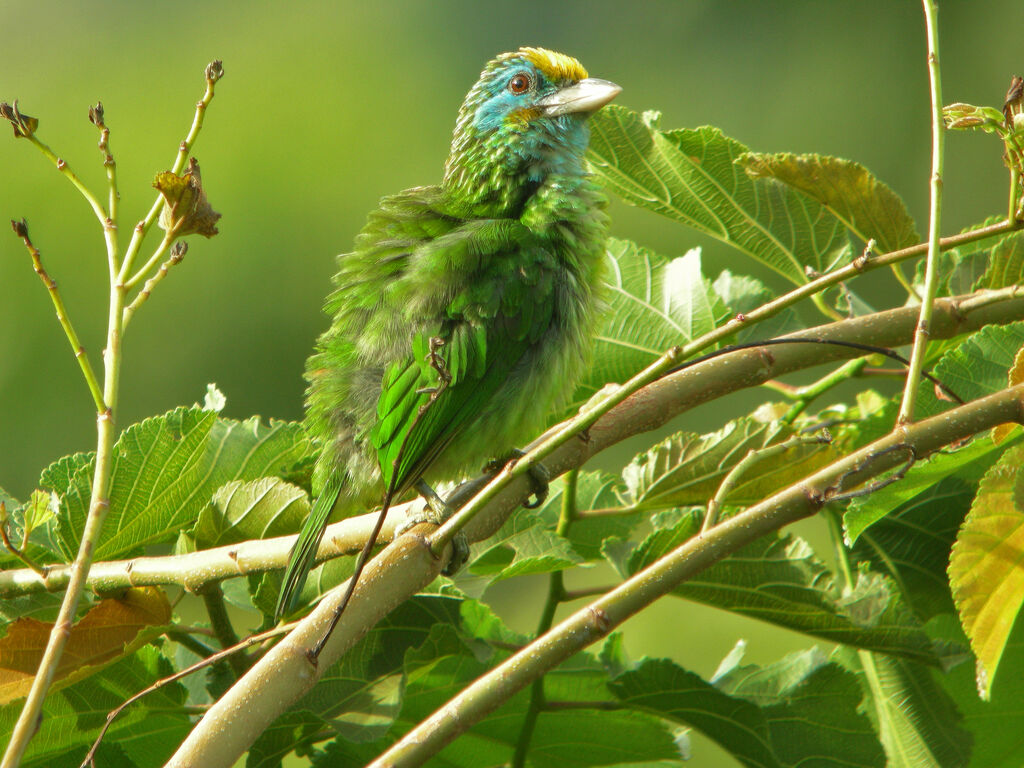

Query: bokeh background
left=2, top=1, right=1022, bottom=764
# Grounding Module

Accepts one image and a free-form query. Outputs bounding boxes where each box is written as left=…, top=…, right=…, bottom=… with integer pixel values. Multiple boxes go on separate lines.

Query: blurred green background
left=2, top=1, right=1022, bottom=764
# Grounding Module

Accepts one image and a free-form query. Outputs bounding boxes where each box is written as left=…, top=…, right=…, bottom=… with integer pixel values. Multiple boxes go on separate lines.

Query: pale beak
left=537, top=78, right=622, bottom=116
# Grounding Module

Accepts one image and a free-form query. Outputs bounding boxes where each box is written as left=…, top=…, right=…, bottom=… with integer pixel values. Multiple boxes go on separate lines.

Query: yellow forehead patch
left=509, top=47, right=588, bottom=82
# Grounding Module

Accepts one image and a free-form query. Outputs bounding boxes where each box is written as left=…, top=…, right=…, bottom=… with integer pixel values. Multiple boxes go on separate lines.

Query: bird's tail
left=276, top=470, right=346, bottom=619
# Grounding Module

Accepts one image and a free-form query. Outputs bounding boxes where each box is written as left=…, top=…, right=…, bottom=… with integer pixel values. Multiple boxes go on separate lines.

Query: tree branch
left=162, top=288, right=1024, bottom=768
left=370, top=383, right=1024, bottom=768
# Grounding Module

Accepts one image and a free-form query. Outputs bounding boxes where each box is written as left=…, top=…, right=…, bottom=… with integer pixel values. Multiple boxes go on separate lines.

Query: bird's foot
left=401, top=479, right=469, bottom=575
left=482, top=449, right=551, bottom=509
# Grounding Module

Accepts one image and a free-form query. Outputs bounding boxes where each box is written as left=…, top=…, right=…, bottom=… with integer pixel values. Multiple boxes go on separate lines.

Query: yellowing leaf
left=993, top=344, right=1024, bottom=443
left=738, top=153, right=919, bottom=253
left=0, top=587, right=171, bottom=704
left=948, top=444, right=1024, bottom=698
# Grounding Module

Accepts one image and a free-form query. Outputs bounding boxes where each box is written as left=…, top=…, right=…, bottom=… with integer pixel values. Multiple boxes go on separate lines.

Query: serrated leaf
left=192, top=477, right=310, bottom=548
left=573, top=239, right=727, bottom=406
left=978, top=230, right=1024, bottom=290
left=468, top=506, right=581, bottom=582
left=47, top=411, right=312, bottom=560
left=308, top=597, right=680, bottom=768
left=948, top=444, right=1024, bottom=698
left=0, top=490, right=61, bottom=569
left=611, top=651, right=884, bottom=768
left=39, top=452, right=94, bottom=561
left=852, top=477, right=971, bottom=621
left=621, top=417, right=837, bottom=512
left=0, top=647, right=188, bottom=768
left=617, top=515, right=939, bottom=662
left=0, top=587, right=170, bottom=704
left=502, top=471, right=636, bottom=564
left=911, top=321, right=1024, bottom=422
left=588, top=106, right=849, bottom=284
left=835, top=648, right=970, bottom=768
left=54, top=408, right=216, bottom=559
left=739, top=152, right=919, bottom=252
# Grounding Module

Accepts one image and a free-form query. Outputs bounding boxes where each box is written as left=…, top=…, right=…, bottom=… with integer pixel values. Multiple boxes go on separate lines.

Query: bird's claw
left=407, top=479, right=469, bottom=576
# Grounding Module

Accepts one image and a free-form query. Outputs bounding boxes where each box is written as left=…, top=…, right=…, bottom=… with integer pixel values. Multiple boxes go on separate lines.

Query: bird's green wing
left=369, top=226, right=555, bottom=497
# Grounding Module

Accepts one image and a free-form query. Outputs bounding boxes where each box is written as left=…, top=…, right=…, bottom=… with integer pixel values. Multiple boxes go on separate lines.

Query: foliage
left=3, top=31, right=1024, bottom=768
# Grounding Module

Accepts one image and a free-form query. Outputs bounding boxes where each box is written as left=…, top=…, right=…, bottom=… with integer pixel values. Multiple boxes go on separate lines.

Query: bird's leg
left=482, top=448, right=551, bottom=509
left=395, top=479, right=469, bottom=575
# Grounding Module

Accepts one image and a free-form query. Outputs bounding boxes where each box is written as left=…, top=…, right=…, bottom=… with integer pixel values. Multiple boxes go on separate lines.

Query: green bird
left=276, top=47, right=620, bottom=627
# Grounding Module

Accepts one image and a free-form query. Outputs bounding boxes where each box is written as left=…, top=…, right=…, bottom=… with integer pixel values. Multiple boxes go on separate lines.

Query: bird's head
left=443, top=47, right=620, bottom=211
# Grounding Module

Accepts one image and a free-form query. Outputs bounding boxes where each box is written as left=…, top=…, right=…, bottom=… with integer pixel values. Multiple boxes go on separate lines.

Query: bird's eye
left=508, top=73, right=531, bottom=95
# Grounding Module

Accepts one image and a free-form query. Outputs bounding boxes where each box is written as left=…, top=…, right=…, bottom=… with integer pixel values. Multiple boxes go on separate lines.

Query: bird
left=276, top=47, right=621, bottom=635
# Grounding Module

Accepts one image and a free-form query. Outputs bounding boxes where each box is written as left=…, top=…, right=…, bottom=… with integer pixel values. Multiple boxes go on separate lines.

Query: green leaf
left=852, top=477, right=971, bottom=621
left=468, top=505, right=582, bottom=582
left=836, top=648, right=970, bottom=768
left=46, top=411, right=312, bottom=560
left=609, top=657, right=782, bottom=768
left=611, top=651, right=884, bottom=768
left=948, top=444, right=1024, bottom=698
left=844, top=435, right=1008, bottom=544
left=574, top=238, right=726, bottom=406
left=738, top=152, right=919, bottom=252
left=192, top=477, right=310, bottom=548
left=615, top=514, right=940, bottom=662
left=0, top=647, right=188, bottom=768
left=978, top=230, right=1024, bottom=290
left=621, top=417, right=837, bottom=512
left=0, top=490, right=60, bottom=569
left=55, top=407, right=216, bottom=560
left=310, top=598, right=681, bottom=768
left=922, top=322, right=1024, bottom=417
left=558, top=471, right=638, bottom=561
left=254, top=596, right=466, bottom=764
left=712, top=270, right=803, bottom=342
left=39, top=452, right=94, bottom=561
left=941, top=611, right=1024, bottom=767
left=587, top=106, right=849, bottom=284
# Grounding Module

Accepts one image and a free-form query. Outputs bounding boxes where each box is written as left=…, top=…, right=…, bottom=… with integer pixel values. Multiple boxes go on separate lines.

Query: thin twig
left=11, top=220, right=105, bottom=411
left=781, top=357, right=868, bottom=424
left=201, top=585, right=247, bottom=678
left=122, top=242, right=186, bottom=326
left=116, top=60, right=222, bottom=285
left=703, top=431, right=833, bottom=533
left=88, top=102, right=118, bottom=272
left=898, top=0, right=945, bottom=424
left=125, top=230, right=178, bottom=290
left=512, top=470, right=577, bottom=768
left=80, top=622, right=292, bottom=768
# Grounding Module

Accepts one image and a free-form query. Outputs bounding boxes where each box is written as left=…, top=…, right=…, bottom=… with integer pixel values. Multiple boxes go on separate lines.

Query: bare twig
left=898, top=0, right=945, bottom=424
left=11, top=220, right=105, bottom=411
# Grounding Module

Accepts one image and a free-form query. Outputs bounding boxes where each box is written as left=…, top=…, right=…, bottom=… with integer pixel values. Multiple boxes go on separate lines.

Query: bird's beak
left=537, top=78, right=622, bottom=117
